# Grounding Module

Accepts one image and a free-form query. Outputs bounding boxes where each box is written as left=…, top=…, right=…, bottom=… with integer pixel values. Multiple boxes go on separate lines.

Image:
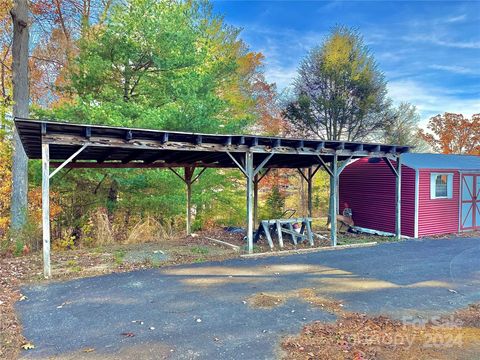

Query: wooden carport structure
left=14, top=118, right=410, bottom=278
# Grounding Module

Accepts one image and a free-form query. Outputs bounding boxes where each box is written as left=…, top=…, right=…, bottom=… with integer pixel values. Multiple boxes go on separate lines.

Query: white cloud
left=387, top=79, right=480, bottom=126
left=429, top=64, right=480, bottom=75
left=264, top=66, right=297, bottom=90
left=445, top=14, right=467, bottom=23
left=405, top=34, right=480, bottom=49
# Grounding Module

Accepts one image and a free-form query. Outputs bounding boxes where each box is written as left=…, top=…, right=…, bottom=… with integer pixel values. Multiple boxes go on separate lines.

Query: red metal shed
left=339, top=153, right=480, bottom=238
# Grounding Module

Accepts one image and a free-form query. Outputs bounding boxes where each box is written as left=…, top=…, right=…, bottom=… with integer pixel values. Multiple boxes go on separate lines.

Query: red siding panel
left=417, top=169, right=460, bottom=237
left=339, top=158, right=416, bottom=237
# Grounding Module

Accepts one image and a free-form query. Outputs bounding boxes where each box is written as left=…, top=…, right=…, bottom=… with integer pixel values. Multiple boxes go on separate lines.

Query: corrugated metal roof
left=402, top=153, right=480, bottom=170
left=14, top=118, right=410, bottom=169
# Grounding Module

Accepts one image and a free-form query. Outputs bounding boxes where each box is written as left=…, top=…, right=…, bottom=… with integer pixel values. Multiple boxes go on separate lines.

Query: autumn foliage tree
left=284, top=26, right=387, bottom=141
left=419, top=113, right=480, bottom=155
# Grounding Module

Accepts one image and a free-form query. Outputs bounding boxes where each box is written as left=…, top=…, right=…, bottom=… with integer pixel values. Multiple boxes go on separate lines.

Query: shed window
left=430, top=173, right=453, bottom=199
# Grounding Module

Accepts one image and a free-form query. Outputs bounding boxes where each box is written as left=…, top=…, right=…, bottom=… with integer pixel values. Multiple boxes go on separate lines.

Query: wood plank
left=276, top=220, right=284, bottom=248
left=42, top=143, right=51, bottom=278
left=42, top=134, right=381, bottom=157
left=262, top=221, right=274, bottom=249
left=305, top=219, right=314, bottom=246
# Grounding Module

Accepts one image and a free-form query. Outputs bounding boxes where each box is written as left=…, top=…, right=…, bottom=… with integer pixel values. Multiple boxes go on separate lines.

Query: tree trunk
left=10, top=0, right=29, bottom=231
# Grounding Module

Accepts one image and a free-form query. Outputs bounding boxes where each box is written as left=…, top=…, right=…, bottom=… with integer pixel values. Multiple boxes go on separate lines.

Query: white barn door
left=461, top=174, right=480, bottom=231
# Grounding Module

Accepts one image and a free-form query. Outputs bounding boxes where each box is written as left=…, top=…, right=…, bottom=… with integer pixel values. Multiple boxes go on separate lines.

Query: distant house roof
left=402, top=153, right=480, bottom=170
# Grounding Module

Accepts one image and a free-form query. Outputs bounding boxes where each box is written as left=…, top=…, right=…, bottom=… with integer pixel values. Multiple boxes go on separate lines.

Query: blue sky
left=213, top=0, right=480, bottom=125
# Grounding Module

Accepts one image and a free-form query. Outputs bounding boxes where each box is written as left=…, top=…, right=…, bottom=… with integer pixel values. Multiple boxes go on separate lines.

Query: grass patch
left=113, top=249, right=126, bottom=265
left=190, top=246, right=209, bottom=255
left=337, top=233, right=395, bottom=246
left=66, top=259, right=81, bottom=272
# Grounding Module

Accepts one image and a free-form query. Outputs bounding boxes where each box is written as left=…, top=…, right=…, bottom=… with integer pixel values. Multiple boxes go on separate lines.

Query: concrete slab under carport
left=16, top=237, right=480, bottom=359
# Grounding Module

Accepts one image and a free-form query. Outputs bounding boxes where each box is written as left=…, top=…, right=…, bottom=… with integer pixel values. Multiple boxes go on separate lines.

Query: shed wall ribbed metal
left=339, top=158, right=415, bottom=237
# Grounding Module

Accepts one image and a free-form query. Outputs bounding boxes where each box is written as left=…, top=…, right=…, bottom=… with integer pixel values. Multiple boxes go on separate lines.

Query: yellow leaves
left=0, top=0, right=13, bottom=19
left=323, top=33, right=352, bottom=70
left=322, top=27, right=373, bottom=84
left=0, top=138, right=61, bottom=239
left=0, top=138, right=12, bottom=237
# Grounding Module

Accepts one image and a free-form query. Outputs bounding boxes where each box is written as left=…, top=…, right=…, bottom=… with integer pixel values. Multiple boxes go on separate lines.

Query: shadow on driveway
left=17, top=237, right=480, bottom=359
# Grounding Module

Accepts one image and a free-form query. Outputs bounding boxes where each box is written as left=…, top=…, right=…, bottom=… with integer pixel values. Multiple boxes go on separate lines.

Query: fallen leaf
left=21, top=342, right=35, bottom=350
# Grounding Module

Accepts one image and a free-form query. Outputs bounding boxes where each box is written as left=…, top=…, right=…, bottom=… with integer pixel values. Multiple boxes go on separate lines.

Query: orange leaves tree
left=0, top=134, right=12, bottom=237
left=419, top=113, right=480, bottom=155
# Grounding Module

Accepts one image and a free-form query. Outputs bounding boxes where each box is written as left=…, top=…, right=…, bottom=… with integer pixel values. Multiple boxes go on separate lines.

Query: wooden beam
left=297, top=168, right=308, bottom=182
left=246, top=152, right=254, bottom=254
left=311, top=164, right=322, bottom=178
left=254, top=173, right=258, bottom=229
left=336, top=156, right=354, bottom=177
left=307, top=167, right=313, bottom=218
left=50, top=161, right=233, bottom=169
left=395, top=156, right=402, bottom=239
left=383, top=157, right=398, bottom=177
left=41, top=134, right=354, bottom=157
left=121, top=150, right=146, bottom=164
left=253, top=152, right=275, bottom=176
left=226, top=151, right=247, bottom=176
left=315, top=155, right=334, bottom=177
left=161, top=133, right=169, bottom=143
left=257, top=168, right=271, bottom=183
left=96, top=148, right=115, bottom=163
left=49, top=144, right=88, bottom=179
left=168, top=167, right=186, bottom=183
left=184, top=167, right=194, bottom=235
left=191, top=167, right=207, bottom=183
left=330, top=154, right=338, bottom=247
left=125, top=130, right=133, bottom=141
left=42, top=142, right=51, bottom=278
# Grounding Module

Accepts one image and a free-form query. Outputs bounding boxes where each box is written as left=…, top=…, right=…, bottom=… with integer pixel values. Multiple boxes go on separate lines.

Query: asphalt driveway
left=17, top=237, right=480, bottom=359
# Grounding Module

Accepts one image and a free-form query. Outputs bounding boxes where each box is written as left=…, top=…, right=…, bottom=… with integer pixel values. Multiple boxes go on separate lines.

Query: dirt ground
left=281, top=303, right=480, bottom=360
left=242, top=285, right=480, bottom=359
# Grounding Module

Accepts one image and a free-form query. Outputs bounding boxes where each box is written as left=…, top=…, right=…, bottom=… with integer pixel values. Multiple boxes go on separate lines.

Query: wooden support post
left=288, top=222, right=297, bottom=245
left=246, top=152, right=254, bottom=254
left=261, top=221, right=274, bottom=249
left=276, top=220, right=284, bottom=248
left=330, top=155, right=338, bottom=247
left=395, top=156, right=402, bottom=240
left=253, top=174, right=259, bottom=229
left=305, top=219, right=314, bottom=246
left=42, top=142, right=51, bottom=278
left=307, top=167, right=313, bottom=218
left=184, top=167, right=194, bottom=235
left=383, top=156, right=402, bottom=240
